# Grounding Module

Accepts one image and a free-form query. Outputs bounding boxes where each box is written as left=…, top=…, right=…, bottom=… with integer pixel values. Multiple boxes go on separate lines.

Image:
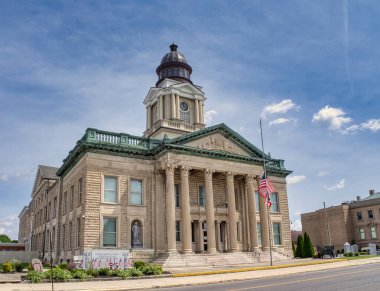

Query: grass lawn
left=345, top=255, right=378, bottom=260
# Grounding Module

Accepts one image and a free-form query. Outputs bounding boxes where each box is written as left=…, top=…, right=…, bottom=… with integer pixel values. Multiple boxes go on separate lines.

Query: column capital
left=226, top=171, right=235, bottom=180
left=180, top=165, right=191, bottom=175
left=166, top=164, right=175, bottom=176
left=246, top=174, right=255, bottom=184
left=204, top=168, right=215, bottom=176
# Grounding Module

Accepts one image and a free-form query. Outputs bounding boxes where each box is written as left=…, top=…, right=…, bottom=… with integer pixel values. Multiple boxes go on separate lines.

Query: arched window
left=179, top=101, right=190, bottom=124
left=131, top=220, right=143, bottom=248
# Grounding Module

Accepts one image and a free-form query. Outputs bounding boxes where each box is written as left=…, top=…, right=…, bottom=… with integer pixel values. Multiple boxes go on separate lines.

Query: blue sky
left=1, top=1, right=380, bottom=239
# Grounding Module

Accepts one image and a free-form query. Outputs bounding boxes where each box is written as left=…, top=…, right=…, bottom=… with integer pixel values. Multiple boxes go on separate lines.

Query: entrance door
left=203, top=222, right=208, bottom=251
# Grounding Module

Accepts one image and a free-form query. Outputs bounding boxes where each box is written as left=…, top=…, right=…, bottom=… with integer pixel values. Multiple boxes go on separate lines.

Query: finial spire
left=170, top=43, right=178, bottom=52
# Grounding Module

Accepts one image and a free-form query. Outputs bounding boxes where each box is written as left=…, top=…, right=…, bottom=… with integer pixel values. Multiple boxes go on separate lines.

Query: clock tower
left=143, top=44, right=206, bottom=139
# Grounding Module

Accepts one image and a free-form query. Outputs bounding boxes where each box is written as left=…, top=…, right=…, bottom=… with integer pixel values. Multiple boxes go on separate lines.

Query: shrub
left=71, top=269, right=91, bottom=280
left=141, top=264, right=163, bottom=276
left=348, top=252, right=353, bottom=257
left=44, top=268, right=73, bottom=281
left=3, top=261, right=13, bottom=273
left=112, top=269, right=129, bottom=279
left=134, top=260, right=146, bottom=270
left=98, top=267, right=111, bottom=276
left=343, top=253, right=348, bottom=257
left=295, top=235, right=304, bottom=258
left=126, top=267, right=143, bottom=277
left=57, top=262, right=68, bottom=270
left=27, top=263, right=33, bottom=271
left=86, top=268, right=99, bottom=277
left=26, top=270, right=45, bottom=283
left=14, top=262, right=24, bottom=272
left=303, top=232, right=315, bottom=258
left=354, top=252, right=359, bottom=256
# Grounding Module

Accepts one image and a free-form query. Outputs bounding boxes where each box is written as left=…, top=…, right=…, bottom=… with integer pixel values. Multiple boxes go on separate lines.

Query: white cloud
left=291, top=210, right=302, bottom=231
left=287, top=175, right=306, bottom=185
left=361, top=119, right=380, bottom=132
left=0, top=215, right=18, bottom=239
left=205, top=110, right=218, bottom=124
left=261, top=99, right=300, bottom=117
left=318, top=171, right=330, bottom=177
left=269, top=118, right=290, bottom=127
left=0, top=174, right=8, bottom=181
left=325, top=179, right=345, bottom=191
left=312, top=105, right=352, bottom=131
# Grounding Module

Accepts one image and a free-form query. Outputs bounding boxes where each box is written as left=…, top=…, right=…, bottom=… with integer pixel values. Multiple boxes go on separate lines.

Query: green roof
left=57, top=123, right=292, bottom=177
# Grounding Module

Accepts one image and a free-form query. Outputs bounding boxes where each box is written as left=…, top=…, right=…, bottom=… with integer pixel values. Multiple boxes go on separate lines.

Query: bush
left=26, top=270, right=45, bottom=283
left=348, top=252, right=353, bottom=257
left=44, top=268, right=73, bottom=281
left=303, top=232, right=315, bottom=258
left=295, top=235, right=304, bottom=258
left=112, top=269, right=129, bottom=279
left=354, top=252, right=359, bottom=256
left=3, top=261, right=13, bottom=273
left=141, top=264, right=163, bottom=276
left=14, top=262, right=24, bottom=272
left=134, top=260, right=146, bottom=270
left=86, top=268, right=99, bottom=277
left=343, top=253, right=348, bottom=257
left=126, top=267, right=143, bottom=277
left=98, top=267, right=111, bottom=276
left=27, top=263, right=33, bottom=271
left=57, top=262, right=68, bottom=270
left=71, top=269, right=91, bottom=280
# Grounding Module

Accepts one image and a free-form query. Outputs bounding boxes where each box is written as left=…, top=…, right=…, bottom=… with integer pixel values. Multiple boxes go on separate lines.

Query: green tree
left=0, top=234, right=11, bottom=243
left=303, top=232, right=315, bottom=258
left=292, top=241, right=296, bottom=257
left=295, top=234, right=304, bottom=258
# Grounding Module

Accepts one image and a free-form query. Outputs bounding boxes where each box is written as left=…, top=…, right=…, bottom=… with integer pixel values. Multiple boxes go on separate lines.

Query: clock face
left=180, top=101, right=189, bottom=111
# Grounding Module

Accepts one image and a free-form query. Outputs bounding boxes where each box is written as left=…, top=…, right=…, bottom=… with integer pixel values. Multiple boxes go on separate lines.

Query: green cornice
left=56, top=125, right=292, bottom=178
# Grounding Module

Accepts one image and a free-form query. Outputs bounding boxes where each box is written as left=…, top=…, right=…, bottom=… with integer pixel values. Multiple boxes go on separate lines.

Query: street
left=144, top=262, right=380, bottom=291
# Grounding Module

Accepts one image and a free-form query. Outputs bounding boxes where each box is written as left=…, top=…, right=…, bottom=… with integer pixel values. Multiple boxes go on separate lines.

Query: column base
left=166, top=249, right=178, bottom=254
left=181, top=249, right=193, bottom=254
left=207, top=248, right=217, bottom=254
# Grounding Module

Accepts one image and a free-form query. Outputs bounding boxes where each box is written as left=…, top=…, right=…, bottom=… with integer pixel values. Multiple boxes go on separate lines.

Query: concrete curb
left=172, top=258, right=346, bottom=277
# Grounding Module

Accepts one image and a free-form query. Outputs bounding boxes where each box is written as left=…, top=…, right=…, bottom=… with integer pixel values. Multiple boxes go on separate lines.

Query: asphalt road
left=144, top=262, right=380, bottom=291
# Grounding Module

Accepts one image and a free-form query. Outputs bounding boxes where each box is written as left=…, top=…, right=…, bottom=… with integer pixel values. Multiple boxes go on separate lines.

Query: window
left=270, top=192, right=279, bottom=213
left=69, top=222, right=72, bottom=249
left=257, top=223, right=262, bottom=247
left=176, top=221, right=181, bottom=242
left=370, top=226, right=377, bottom=239
left=191, top=222, right=195, bottom=243
left=179, top=101, right=190, bottom=124
left=62, top=225, right=66, bottom=250
left=70, top=186, right=74, bottom=210
left=368, top=210, right=374, bottom=219
left=130, top=180, right=142, bottom=205
left=52, top=227, right=55, bottom=250
left=77, top=218, right=81, bottom=247
left=359, top=228, right=365, bottom=240
left=357, top=212, right=362, bottom=221
left=63, top=192, right=67, bottom=214
left=48, top=202, right=51, bottom=221
left=273, top=223, right=281, bottom=245
left=198, top=185, right=206, bottom=206
left=103, top=218, right=117, bottom=247
left=175, top=184, right=180, bottom=208
left=255, top=191, right=260, bottom=212
left=78, top=178, right=82, bottom=205
left=44, top=206, right=47, bottom=221
left=104, top=176, right=117, bottom=203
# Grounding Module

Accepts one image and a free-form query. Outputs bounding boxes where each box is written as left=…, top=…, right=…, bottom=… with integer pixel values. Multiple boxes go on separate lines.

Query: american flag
left=259, top=173, right=274, bottom=208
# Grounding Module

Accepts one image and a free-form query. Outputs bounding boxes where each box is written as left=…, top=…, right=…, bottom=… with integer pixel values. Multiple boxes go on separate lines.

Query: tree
left=295, top=234, right=304, bottom=258
left=303, top=232, right=315, bottom=258
left=292, top=241, right=296, bottom=257
left=0, top=234, right=11, bottom=243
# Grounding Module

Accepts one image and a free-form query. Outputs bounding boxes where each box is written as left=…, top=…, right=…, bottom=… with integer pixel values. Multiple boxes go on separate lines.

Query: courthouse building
left=302, top=190, right=380, bottom=251
left=19, top=44, right=293, bottom=265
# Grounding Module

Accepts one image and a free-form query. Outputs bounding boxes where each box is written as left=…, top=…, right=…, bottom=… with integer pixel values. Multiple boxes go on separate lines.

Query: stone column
left=226, top=172, right=238, bottom=252
left=158, top=95, right=164, bottom=120
left=205, top=169, right=217, bottom=253
left=246, top=175, right=259, bottom=251
left=147, top=106, right=151, bottom=129
left=176, top=94, right=180, bottom=119
left=180, top=166, right=192, bottom=253
left=171, top=93, right=176, bottom=119
left=257, top=177, right=270, bottom=251
left=198, top=221, right=204, bottom=252
left=216, top=221, right=221, bottom=252
left=155, top=171, right=165, bottom=252
left=195, top=100, right=199, bottom=124
left=165, top=165, right=176, bottom=252
left=200, top=100, right=204, bottom=123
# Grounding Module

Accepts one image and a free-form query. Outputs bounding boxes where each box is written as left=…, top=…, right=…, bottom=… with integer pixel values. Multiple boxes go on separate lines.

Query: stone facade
left=301, top=190, right=380, bottom=250
left=19, top=44, right=293, bottom=264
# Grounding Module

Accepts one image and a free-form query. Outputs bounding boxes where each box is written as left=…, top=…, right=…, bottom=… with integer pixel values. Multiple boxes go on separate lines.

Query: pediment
left=184, top=133, right=252, bottom=157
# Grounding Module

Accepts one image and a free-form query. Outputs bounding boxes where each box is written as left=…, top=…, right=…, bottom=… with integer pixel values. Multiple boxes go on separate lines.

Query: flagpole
left=260, top=118, right=273, bottom=266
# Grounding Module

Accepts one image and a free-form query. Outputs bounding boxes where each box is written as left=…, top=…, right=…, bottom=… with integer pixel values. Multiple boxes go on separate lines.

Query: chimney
left=369, top=190, right=375, bottom=196
left=356, top=196, right=361, bottom=201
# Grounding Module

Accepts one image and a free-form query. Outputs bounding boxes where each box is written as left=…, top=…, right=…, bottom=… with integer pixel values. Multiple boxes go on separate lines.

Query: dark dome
left=156, top=44, right=192, bottom=86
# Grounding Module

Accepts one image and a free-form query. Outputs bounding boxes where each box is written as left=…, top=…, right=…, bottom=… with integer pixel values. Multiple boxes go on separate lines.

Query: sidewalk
left=1, top=257, right=380, bottom=291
